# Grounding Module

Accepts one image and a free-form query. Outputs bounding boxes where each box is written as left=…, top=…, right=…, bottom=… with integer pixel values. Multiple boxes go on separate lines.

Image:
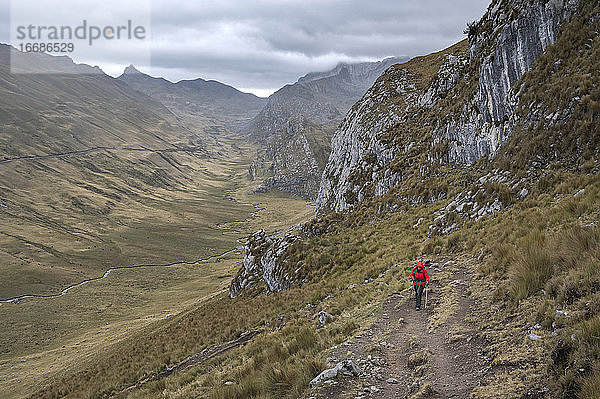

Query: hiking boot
left=416, top=306, right=420, bottom=311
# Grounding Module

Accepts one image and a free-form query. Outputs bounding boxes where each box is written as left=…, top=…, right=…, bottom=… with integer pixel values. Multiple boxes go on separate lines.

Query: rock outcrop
left=229, top=221, right=326, bottom=298
left=440, top=0, right=580, bottom=164
left=248, top=58, right=406, bottom=200
left=249, top=116, right=332, bottom=199
left=309, top=360, right=362, bottom=387
left=316, top=0, right=579, bottom=214
left=229, top=229, right=300, bottom=298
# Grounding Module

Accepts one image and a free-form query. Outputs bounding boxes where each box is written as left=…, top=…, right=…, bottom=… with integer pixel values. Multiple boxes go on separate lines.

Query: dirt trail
left=314, top=259, right=491, bottom=399
left=0, top=146, right=204, bottom=164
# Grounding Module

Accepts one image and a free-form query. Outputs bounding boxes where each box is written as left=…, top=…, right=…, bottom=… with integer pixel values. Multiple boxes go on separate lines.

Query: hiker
left=410, top=260, right=429, bottom=310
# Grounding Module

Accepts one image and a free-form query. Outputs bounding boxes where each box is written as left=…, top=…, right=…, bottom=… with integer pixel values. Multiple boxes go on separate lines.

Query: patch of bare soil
left=310, top=259, right=492, bottom=399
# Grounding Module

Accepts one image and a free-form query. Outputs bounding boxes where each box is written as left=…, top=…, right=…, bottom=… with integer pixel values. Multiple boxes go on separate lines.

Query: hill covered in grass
left=117, top=65, right=266, bottom=132
left=0, top=46, right=262, bottom=300
left=19, top=0, right=600, bottom=397
left=0, top=45, right=203, bottom=159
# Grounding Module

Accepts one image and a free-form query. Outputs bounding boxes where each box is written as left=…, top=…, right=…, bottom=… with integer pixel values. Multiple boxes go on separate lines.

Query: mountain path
left=314, top=259, right=491, bottom=399
left=0, top=146, right=205, bottom=165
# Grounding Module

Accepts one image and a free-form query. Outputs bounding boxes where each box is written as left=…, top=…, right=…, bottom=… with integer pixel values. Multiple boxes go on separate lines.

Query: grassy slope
left=0, top=148, right=246, bottom=298
left=17, top=1, right=600, bottom=398
left=0, top=51, right=198, bottom=159
left=26, top=169, right=598, bottom=399
left=0, top=184, right=314, bottom=398
left=0, top=47, right=215, bottom=299
left=0, top=48, right=314, bottom=398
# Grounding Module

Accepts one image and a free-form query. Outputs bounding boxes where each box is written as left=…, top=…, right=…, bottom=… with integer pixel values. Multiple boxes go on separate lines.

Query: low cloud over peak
left=3, top=0, right=490, bottom=96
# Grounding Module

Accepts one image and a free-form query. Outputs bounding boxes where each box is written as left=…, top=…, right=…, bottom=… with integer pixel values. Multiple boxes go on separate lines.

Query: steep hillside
left=23, top=0, right=600, bottom=398
left=234, top=0, right=596, bottom=306
left=226, top=0, right=600, bottom=396
left=0, top=45, right=201, bottom=159
left=0, top=46, right=253, bottom=299
left=316, top=0, right=582, bottom=214
left=247, top=58, right=406, bottom=200
left=118, top=65, right=266, bottom=132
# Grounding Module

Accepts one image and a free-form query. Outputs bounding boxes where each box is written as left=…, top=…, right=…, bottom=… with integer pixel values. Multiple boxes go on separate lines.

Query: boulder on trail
left=309, top=360, right=361, bottom=387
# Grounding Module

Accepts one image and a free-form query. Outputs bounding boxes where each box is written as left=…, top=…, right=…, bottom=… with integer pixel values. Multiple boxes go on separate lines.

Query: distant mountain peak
left=123, top=64, right=142, bottom=75
left=296, top=56, right=407, bottom=85
left=117, top=64, right=266, bottom=127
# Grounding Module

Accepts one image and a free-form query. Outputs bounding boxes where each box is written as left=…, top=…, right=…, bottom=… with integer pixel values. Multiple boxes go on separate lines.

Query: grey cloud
left=2, top=0, right=491, bottom=95
left=146, top=0, right=490, bottom=93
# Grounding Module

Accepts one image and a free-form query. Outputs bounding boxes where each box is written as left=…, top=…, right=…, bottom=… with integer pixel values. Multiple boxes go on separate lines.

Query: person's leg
left=416, top=285, right=423, bottom=309
left=414, top=285, right=419, bottom=309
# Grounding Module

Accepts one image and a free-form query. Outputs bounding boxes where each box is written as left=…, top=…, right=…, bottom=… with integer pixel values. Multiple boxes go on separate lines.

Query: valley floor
left=0, top=135, right=314, bottom=399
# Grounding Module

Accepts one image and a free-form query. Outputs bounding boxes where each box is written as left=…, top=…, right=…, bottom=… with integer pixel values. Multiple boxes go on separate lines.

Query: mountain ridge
left=246, top=56, right=408, bottom=200
left=117, top=64, right=266, bottom=133
left=0, top=45, right=199, bottom=159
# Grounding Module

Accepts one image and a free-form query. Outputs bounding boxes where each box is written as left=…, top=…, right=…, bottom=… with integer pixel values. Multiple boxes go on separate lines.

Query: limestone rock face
left=229, top=229, right=300, bottom=298
left=316, top=0, right=579, bottom=214
left=248, top=58, right=406, bottom=200
left=315, top=66, right=416, bottom=213
left=229, top=220, right=325, bottom=298
left=442, top=0, right=580, bottom=164
left=249, top=116, right=327, bottom=200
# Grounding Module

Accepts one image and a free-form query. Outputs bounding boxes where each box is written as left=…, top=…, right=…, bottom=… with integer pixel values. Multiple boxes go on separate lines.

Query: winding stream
left=0, top=247, right=240, bottom=305
left=0, top=173, right=268, bottom=306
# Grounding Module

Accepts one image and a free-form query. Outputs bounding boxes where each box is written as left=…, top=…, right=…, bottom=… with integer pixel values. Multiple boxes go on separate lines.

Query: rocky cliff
left=316, top=0, right=580, bottom=214
left=442, top=0, right=580, bottom=164
left=247, top=58, right=406, bottom=200
left=231, top=0, right=594, bottom=297
left=229, top=229, right=300, bottom=298
left=249, top=116, right=333, bottom=199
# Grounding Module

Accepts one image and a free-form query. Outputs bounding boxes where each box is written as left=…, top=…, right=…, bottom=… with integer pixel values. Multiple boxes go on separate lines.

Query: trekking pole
left=425, top=284, right=428, bottom=309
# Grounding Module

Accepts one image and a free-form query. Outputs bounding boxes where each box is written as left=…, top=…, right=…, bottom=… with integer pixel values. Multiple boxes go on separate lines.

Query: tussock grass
left=21, top=2, right=600, bottom=395
left=408, top=349, right=431, bottom=368
left=28, top=171, right=599, bottom=398
left=409, top=381, right=435, bottom=399
left=580, top=367, right=600, bottom=399
left=478, top=173, right=600, bottom=397
left=508, top=231, right=554, bottom=300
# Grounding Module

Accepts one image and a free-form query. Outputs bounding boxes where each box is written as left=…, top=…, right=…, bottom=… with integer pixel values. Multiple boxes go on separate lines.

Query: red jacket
left=410, top=266, right=429, bottom=286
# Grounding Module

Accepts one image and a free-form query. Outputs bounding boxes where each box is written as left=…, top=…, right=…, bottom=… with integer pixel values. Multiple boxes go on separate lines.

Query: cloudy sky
left=2, top=0, right=490, bottom=96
